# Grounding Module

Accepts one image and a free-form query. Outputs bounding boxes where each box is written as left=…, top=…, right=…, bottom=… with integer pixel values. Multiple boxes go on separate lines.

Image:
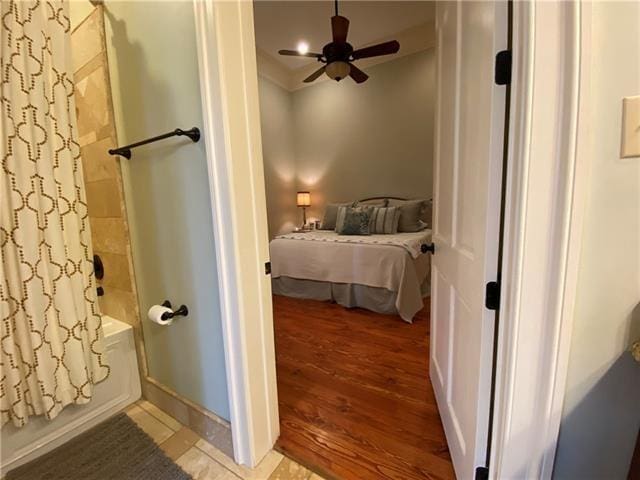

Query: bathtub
left=1, top=316, right=141, bottom=473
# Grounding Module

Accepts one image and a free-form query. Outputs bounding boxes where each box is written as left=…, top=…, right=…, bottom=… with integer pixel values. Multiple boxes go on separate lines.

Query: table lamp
left=296, top=191, right=311, bottom=228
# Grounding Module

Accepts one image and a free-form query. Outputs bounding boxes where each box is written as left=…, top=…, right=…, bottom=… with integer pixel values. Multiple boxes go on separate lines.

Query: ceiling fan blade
left=352, top=40, right=400, bottom=60
left=304, top=66, right=326, bottom=83
left=278, top=49, right=323, bottom=58
left=348, top=64, right=368, bottom=84
left=331, top=15, right=350, bottom=43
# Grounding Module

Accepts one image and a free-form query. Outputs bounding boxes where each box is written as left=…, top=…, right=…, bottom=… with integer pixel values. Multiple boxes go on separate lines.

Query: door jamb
left=193, top=0, right=591, bottom=475
left=193, top=0, right=279, bottom=467
left=490, top=1, right=591, bottom=478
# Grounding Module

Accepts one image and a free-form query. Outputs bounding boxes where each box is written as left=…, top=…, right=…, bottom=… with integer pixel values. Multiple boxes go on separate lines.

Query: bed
left=269, top=228, right=432, bottom=322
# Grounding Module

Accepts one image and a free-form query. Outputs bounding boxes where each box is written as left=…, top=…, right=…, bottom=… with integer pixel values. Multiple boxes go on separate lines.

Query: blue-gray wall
left=104, top=1, right=230, bottom=420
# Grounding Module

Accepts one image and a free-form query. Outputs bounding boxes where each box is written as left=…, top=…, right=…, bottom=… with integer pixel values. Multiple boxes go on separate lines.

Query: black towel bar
left=108, top=127, right=200, bottom=159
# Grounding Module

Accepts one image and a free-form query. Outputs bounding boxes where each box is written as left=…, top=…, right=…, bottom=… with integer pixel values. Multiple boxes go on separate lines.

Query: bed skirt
left=272, top=276, right=430, bottom=322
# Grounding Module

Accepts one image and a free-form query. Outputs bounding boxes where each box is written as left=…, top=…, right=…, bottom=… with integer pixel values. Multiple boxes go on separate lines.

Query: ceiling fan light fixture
left=296, top=41, right=309, bottom=55
left=326, top=61, right=350, bottom=81
left=278, top=0, right=399, bottom=85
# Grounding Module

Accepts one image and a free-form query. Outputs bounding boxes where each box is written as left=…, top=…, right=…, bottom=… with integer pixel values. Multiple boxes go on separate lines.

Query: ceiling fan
left=278, top=0, right=400, bottom=84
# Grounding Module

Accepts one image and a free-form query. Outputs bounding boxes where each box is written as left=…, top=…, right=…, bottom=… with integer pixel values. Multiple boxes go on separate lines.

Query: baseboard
left=141, top=377, right=233, bottom=458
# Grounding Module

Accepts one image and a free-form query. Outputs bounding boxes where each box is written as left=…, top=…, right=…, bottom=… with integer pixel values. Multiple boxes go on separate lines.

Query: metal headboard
left=356, top=196, right=434, bottom=255
left=358, top=196, right=408, bottom=202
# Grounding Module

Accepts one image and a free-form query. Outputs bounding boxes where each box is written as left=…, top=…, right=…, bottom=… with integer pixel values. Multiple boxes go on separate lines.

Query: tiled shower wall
left=71, top=7, right=147, bottom=375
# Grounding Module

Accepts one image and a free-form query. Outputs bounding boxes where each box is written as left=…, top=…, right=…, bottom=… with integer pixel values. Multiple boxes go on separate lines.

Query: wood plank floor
left=273, top=295, right=455, bottom=480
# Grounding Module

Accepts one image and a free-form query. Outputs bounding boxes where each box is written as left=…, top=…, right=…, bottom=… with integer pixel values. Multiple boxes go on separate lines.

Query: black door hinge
left=264, top=261, right=271, bottom=275
left=475, top=466, right=489, bottom=480
left=485, top=281, right=501, bottom=310
left=495, top=50, right=512, bottom=85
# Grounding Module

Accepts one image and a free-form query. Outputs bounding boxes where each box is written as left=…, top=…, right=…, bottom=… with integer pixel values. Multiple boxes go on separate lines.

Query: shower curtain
left=0, top=0, right=110, bottom=428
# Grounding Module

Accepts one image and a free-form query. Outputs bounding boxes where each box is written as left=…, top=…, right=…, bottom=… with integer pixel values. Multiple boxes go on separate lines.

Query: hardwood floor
left=273, top=295, right=455, bottom=480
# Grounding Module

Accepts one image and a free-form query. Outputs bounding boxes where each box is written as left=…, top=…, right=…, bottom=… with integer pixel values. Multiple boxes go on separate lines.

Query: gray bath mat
left=6, top=412, right=192, bottom=480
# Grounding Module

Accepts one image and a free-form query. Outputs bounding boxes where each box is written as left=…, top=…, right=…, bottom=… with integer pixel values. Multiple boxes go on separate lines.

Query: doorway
left=249, top=1, right=508, bottom=478
left=194, top=0, right=588, bottom=478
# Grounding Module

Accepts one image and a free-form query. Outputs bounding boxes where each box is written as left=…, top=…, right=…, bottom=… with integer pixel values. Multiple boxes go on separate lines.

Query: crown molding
left=256, top=47, right=295, bottom=91
left=257, top=20, right=435, bottom=92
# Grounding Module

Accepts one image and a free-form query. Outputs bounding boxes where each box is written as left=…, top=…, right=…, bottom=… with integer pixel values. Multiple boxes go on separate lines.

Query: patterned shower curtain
left=0, top=0, right=109, bottom=428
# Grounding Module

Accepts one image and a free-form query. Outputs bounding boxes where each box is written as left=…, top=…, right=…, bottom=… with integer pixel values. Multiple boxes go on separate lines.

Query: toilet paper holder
left=161, top=300, right=189, bottom=321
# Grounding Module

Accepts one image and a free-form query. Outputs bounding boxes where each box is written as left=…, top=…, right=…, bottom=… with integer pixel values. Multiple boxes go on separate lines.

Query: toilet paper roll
left=147, top=305, right=174, bottom=326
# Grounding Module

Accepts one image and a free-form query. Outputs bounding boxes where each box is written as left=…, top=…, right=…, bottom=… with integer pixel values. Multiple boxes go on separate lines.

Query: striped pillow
left=369, top=206, right=401, bottom=234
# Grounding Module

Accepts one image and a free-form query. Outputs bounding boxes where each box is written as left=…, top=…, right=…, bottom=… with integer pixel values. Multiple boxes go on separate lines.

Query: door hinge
left=264, top=261, right=271, bottom=275
left=475, top=466, right=489, bottom=480
left=485, top=281, right=501, bottom=310
left=495, top=50, right=512, bottom=85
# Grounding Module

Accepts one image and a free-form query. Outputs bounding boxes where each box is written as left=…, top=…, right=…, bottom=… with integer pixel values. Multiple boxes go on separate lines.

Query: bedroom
left=254, top=1, right=445, bottom=478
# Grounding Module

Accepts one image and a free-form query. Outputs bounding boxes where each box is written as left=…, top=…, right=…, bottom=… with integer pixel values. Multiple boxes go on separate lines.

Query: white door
left=430, top=1, right=508, bottom=479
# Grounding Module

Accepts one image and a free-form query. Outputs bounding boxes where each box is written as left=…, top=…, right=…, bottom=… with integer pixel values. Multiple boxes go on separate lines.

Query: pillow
left=422, top=199, right=433, bottom=228
left=320, top=202, right=353, bottom=230
left=387, top=199, right=428, bottom=232
left=335, top=206, right=373, bottom=235
left=369, top=206, right=400, bottom=234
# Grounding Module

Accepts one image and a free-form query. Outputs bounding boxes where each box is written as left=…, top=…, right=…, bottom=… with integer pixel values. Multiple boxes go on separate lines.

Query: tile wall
left=70, top=6, right=147, bottom=375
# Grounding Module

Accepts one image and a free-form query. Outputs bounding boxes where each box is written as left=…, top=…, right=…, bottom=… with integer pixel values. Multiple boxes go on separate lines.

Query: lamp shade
left=296, top=191, right=311, bottom=207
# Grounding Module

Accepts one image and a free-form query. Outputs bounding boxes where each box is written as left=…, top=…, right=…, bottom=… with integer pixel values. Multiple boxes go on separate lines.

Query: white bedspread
left=275, top=229, right=432, bottom=259
left=269, top=230, right=432, bottom=322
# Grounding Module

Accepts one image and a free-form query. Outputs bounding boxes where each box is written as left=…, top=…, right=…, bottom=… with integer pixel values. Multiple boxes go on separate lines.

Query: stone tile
left=160, top=427, right=201, bottom=460
left=189, top=407, right=234, bottom=458
left=139, top=400, right=183, bottom=431
left=196, top=439, right=283, bottom=480
left=98, top=287, right=138, bottom=325
left=81, top=137, right=119, bottom=183
left=140, top=380, right=234, bottom=459
left=75, top=66, right=112, bottom=139
left=78, top=131, right=97, bottom=147
left=142, top=381, right=191, bottom=428
left=96, top=252, right=132, bottom=291
left=125, top=405, right=174, bottom=444
left=96, top=124, right=114, bottom=142
left=75, top=51, right=106, bottom=84
left=71, top=8, right=104, bottom=72
left=268, top=458, right=312, bottom=480
left=176, top=447, right=241, bottom=480
left=308, top=474, right=328, bottom=480
left=90, top=217, right=128, bottom=255
left=85, top=179, right=122, bottom=218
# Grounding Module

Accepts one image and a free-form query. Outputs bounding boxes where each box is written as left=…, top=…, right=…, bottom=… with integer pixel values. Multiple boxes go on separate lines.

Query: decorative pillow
left=335, top=206, right=373, bottom=235
left=387, top=199, right=428, bottom=232
left=369, top=206, right=400, bottom=234
left=320, top=203, right=353, bottom=230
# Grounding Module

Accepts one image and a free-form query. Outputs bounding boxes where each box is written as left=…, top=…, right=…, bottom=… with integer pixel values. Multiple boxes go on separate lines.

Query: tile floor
left=125, top=400, right=326, bottom=480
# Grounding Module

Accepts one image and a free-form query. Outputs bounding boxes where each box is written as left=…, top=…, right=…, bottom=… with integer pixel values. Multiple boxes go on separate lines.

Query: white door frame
left=193, top=0, right=279, bottom=467
left=193, top=0, right=592, bottom=476
left=490, top=2, right=592, bottom=478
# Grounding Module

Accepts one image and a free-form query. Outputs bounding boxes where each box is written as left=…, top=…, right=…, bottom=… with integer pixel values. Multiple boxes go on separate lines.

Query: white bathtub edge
left=1, top=316, right=141, bottom=474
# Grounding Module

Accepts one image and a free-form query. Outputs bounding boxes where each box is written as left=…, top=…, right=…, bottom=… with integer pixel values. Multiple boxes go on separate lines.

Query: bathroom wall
left=70, top=5, right=146, bottom=375
left=258, top=49, right=435, bottom=236
left=553, top=2, right=640, bottom=478
left=102, top=1, right=230, bottom=426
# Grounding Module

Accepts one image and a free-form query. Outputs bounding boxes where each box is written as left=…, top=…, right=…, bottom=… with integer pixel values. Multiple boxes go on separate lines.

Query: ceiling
left=253, top=1, right=436, bottom=71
